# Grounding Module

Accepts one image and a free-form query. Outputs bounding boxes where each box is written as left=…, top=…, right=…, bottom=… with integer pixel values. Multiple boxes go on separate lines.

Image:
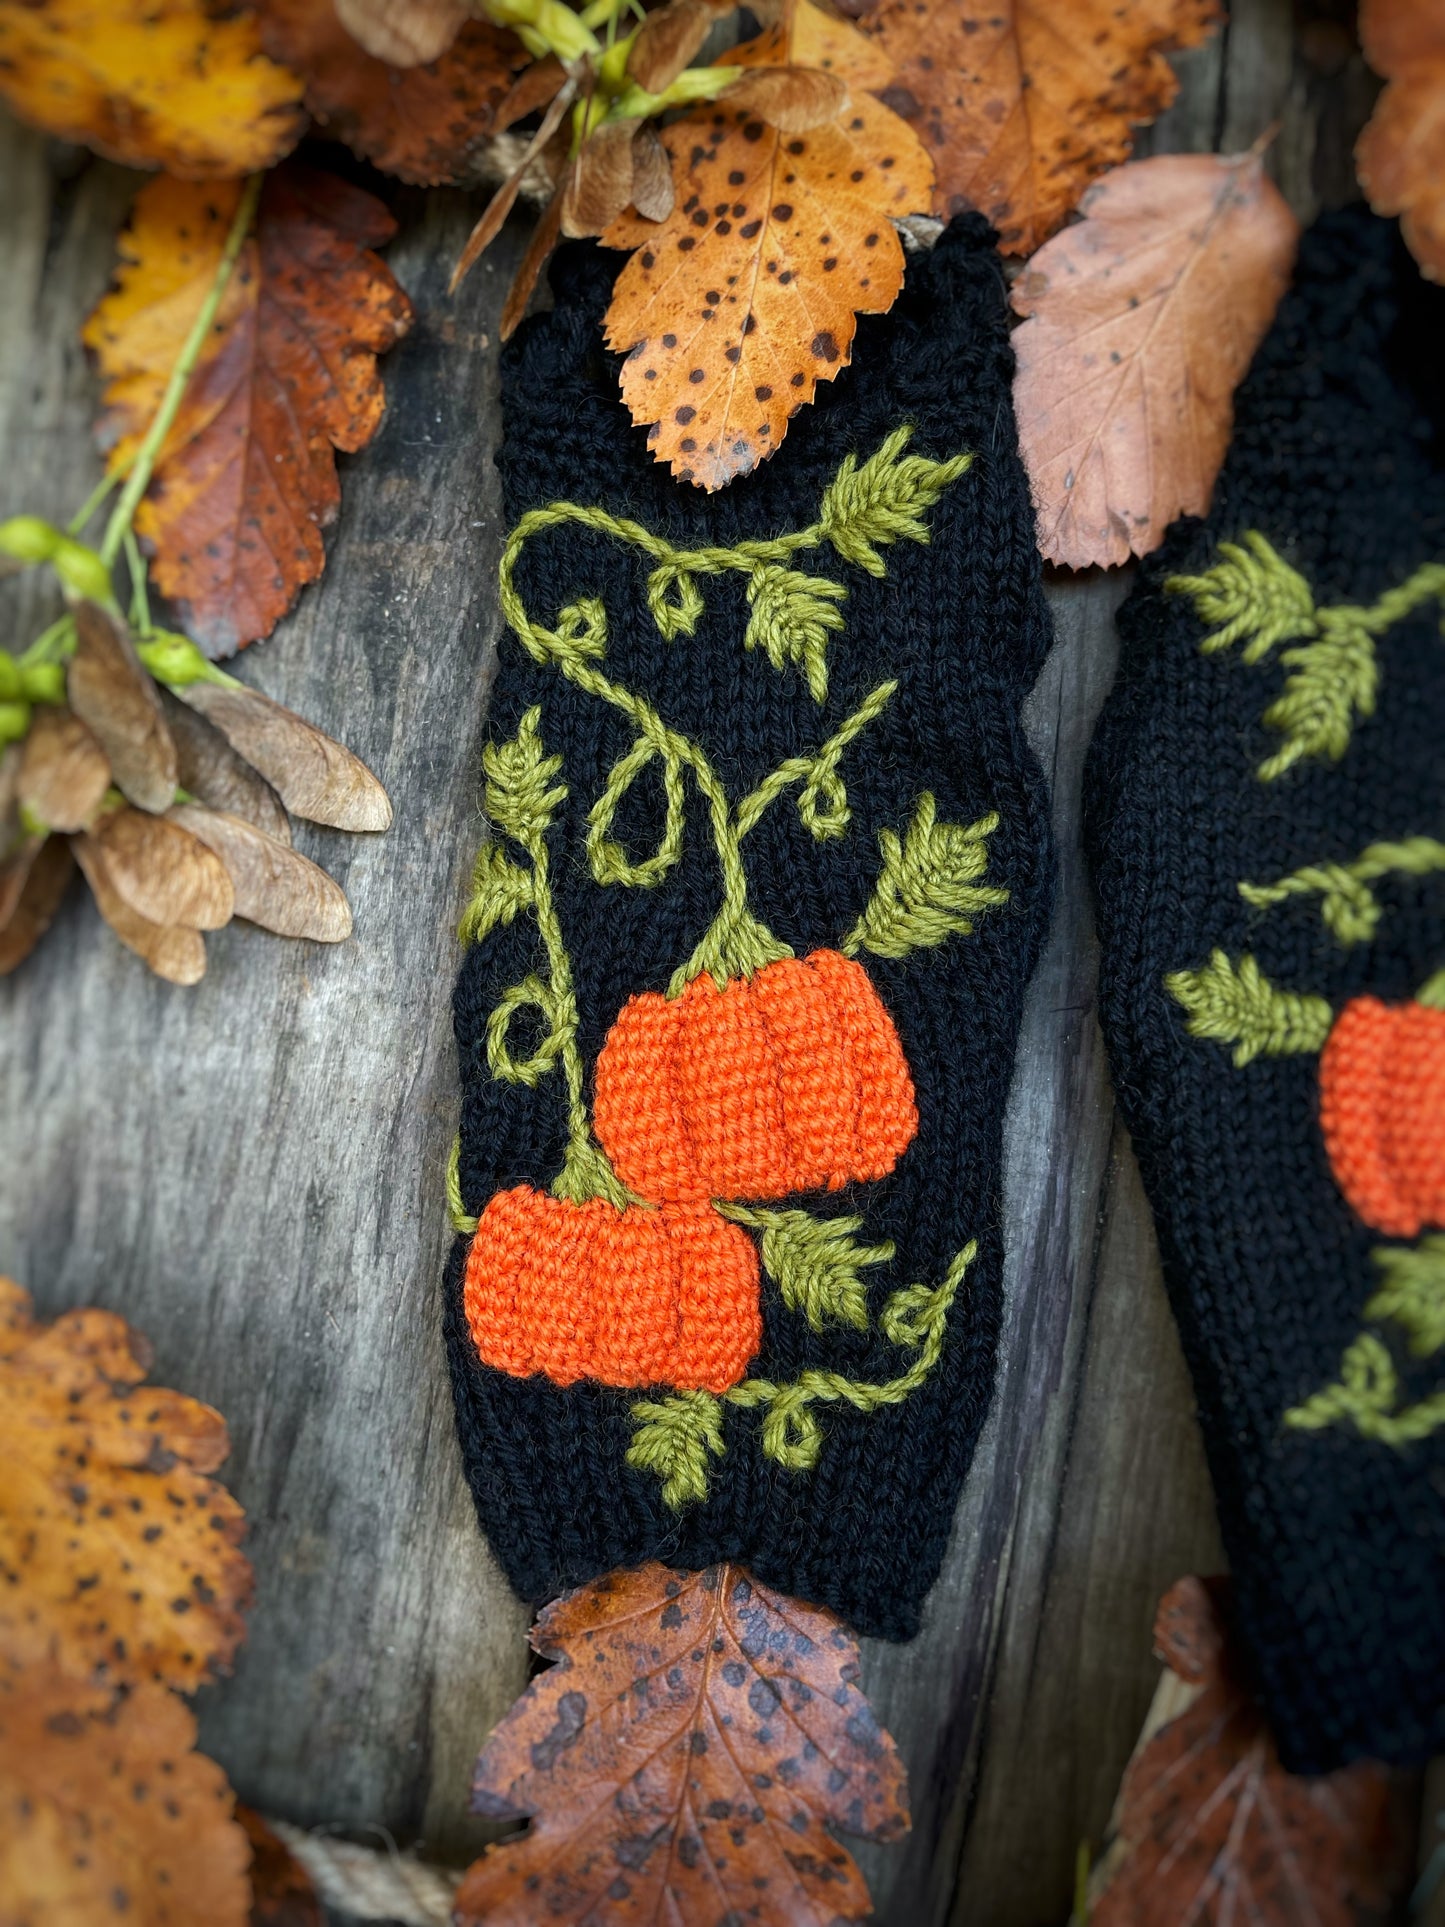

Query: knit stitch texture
left=446, top=216, right=1054, bottom=1640
left=1086, top=209, right=1445, bottom=1771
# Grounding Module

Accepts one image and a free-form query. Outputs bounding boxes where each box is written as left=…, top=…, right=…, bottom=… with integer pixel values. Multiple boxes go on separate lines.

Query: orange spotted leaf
left=84, top=165, right=413, bottom=656
left=602, top=0, right=932, bottom=488
left=863, top=0, right=1221, bottom=255
left=0, top=0, right=306, bottom=179
left=1356, top=0, right=1445, bottom=284
left=454, top=1563, right=908, bottom=1925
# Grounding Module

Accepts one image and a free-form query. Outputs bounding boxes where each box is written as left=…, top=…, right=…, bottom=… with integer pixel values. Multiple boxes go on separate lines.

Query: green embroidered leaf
left=727, top=1208, right=892, bottom=1333
left=482, top=706, right=566, bottom=845
left=626, top=1391, right=725, bottom=1508
left=1368, top=1237, right=1445, bottom=1358
left=1284, top=1332, right=1445, bottom=1446
left=1165, top=531, right=1316, bottom=661
left=844, top=793, right=1008, bottom=960
left=818, top=427, right=973, bottom=578
left=458, top=842, right=534, bottom=946
left=1257, top=617, right=1378, bottom=781
left=743, top=564, right=847, bottom=703
left=1165, top=950, right=1332, bottom=1066
left=647, top=562, right=704, bottom=641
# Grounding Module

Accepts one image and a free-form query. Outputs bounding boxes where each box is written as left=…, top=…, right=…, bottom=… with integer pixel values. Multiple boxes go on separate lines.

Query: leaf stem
left=99, top=171, right=263, bottom=569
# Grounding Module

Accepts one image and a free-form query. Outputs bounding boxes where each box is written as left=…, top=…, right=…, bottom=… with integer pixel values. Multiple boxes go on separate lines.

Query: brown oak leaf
left=862, top=0, right=1221, bottom=255
left=84, top=164, right=413, bottom=656
left=454, top=1562, right=909, bottom=1926
left=1356, top=0, right=1445, bottom=284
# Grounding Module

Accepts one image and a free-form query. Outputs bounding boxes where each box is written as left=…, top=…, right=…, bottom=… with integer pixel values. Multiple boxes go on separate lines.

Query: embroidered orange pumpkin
left=592, top=949, right=918, bottom=1204
left=1319, top=996, right=1445, bottom=1237
left=464, top=1188, right=761, bottom=1392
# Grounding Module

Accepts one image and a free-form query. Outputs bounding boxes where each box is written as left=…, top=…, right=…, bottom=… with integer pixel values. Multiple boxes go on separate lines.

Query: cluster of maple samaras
left=463, top=948, right=917, bottom=1394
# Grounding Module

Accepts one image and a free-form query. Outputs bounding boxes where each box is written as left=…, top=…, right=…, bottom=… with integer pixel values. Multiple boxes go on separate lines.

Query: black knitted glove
left=1086, top=208, right=1445, bottom=1770
left=444, top=216, right=1053, bottom=1640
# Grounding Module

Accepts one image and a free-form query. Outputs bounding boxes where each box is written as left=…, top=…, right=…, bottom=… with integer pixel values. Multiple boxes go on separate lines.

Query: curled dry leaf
left=157, top=686, right=291, bottom=847
left=1090, top=1577, right=1416, bottom=1926
left=16, top=708, right=112, bottom=834
left=0, top=0, right=306, bottom=179
left=73, top=836, right=207, bottom=985
left=451, top=74, right=577, bottom=293
left=627, top=0, right=720, bottom=95
left=67, top=602, right=178, bottom=814
left=863, top=0, right=1221, bottom=255
left=85, top=166, right=413, bottom=656
left=0, top=837, right=74, bottom=975
left=170, top=805, right=352, bottom=942
left=630, top=120, right=676, bottom=223
left=564, top=117, right=644, bottom=239
left=333, top=0, right=470, bottom=67
left=237, top=1807, right=324, bottom=1927
left=1011, top=149, right=1299, bottom=569
left=454, top=1562, right=908, bottom=1926
left=255, top=0, right=532, bottom=186
left=502, top=179, right=567, bottom=338
left=92, top=806, right=235, bottom=932
left=175, top=681, right=392, bottom=833
left=725, top=64, right=851, bottom=134
left=1355, top=0, right=1445, bottom=284
left=603, top=0, right=932, bottom=486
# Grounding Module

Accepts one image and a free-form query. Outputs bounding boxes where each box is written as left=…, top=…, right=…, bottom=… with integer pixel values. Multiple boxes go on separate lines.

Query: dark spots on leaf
left=728, top=169, right=745, bottom=185
left=662, top=332, right=677, bottom=347
left=787, top=139, right=805, bottom=154
left=716, top=220, right=732, bottom=235
left=641, top=250, right=655, bottom=269
left=681, top=437, right=697, bottom=452
left=692, top=208, right=709, bottom=227
left=690, top=1729, right=708, bottom=1754
left=740, top=218, right=762, bottom=239
left=823, top=257, right=837, bottom=271
left=725, top=345, right=741, bottom=363
left=811, top=331, right=840, bottom=362
left=689, top=368, right=704, bottom=383
left=660, top=1601, right=684, bottom=1630
left=675, top=405, right=696, bottom=424
left=755, top=384, right=772, bottom=400
left=742, top=120, right=765, bottom=142
left=790, top=371, right=805, bottom=387
left=778, top=269, right=793, bottom=285
left=679, top=236, right=696, bottom=251
left=865, top=231, right=879, bottom=247
left=530, top=1690, right=586, bottom=1771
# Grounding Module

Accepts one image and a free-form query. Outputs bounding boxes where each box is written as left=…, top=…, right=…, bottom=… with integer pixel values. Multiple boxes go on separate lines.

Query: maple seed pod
left=464, top=1190, right=761, bottom=1392
left=594, top=949, right=918, bottom=1204
left=1318, top=996, right=1445, bottom=1237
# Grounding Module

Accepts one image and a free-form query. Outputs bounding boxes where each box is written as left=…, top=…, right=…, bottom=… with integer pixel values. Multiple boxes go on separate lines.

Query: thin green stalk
left=99, top=171, right=262, bottom=568
left=66, top=465, right=125, bottom=537
left=123, top=527, right=151, bottom=633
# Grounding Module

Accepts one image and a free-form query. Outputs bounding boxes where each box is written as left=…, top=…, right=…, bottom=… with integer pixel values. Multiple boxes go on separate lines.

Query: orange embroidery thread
left=1319, top=996, right=1445, bottom=1238
left=594, top=949, right=918, bottom=1204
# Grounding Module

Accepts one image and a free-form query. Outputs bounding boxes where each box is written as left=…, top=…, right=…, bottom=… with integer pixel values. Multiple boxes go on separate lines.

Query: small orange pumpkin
left=463, top=1188, right=761, bottom=1392
left=592, top=948, right=918, bottom=1204
left=1319, top=996, right=1445, bottom=1237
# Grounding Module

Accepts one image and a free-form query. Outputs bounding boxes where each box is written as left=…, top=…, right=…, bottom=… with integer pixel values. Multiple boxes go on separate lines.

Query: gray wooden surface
left=0, top=6, right=1378, bottom=1920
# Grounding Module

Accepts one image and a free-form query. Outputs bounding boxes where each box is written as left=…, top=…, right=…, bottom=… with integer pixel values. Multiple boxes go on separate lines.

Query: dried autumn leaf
left=454, top=1562, right=908, bottom=1926
left=85, top=166, right=413, bottom=655
left=502, top=179, right=568, bottom=338
left=16, top=709, right=112, bottom=834
left=1090, top=1578, right=1415, bottom=1927
left=67, top=603, right=178, bottom=814
left=238, top=1807, right=324, bottom=1927
left=92, top=805, right=235, bottom=932
left=630, top=120, right=676, bottom=223
left=451, top=74, right=577, bottom=292
left=334, top=0, right=469, bottom=66
left=863, top=0, right=1220, bottom=255
left=0, top=1275, right=250, bottom=1688
left=564, top=118, right=643, bottom=239
left=0, top=829, right=44, bottom=934
left=255, top=0, right=531, bottom=187
left=1011, top=150, right=1299, bottom=569
left=603, top=0, right=932, bottom=486
left=0, top=1664, right=251, bottom=1927
left=1356, top=0, right=1445, bottom=284
left=73, top=836, right=208, bottom=985
left=157, top=686, right=292, bottom=846
left=0, top=837, right=74, bottom=975
left=174, top=680, right=392, bottom=832
left=170, top=804, right=352, bottom=942
left=0, top=0, right=306, bottom=179
left=725, top=64, right=850, bottom=134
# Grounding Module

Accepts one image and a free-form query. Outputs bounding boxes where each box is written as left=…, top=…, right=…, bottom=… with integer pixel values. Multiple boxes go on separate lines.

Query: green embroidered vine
left=1239, top=837, right=1445, bottom=945
left=1285, top=1238, right=1445, bottom=1446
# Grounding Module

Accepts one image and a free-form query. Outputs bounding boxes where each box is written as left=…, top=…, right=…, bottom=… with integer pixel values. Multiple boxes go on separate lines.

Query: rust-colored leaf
left=725, top=64, right=850, bottom=133
left=454, top=1562, right=908, bottom=1926
left=158, top=687, right=292, bottom=846
left=0, top=837, right=74, bottom=975
left=451, top=74, right=577, bottom=292
left=863, top=0, right=1221, bottom=255
left=1011, top=149, right=1299, bottom=569
left=0, top=1275, right=250, bottom=1691
left=92, top=805, right=235, bottom=932
left=603, top=0, right=932, bottom=487
left=255, top=0, right=532, bottom=187
left=1356, top=0, right=1445, bottom=284
left=0, top=1664, right=251, bottom=1927
left=333, top=0, right=468, bottom=66
left=174, top=680, right=392, bottom=832
left=169, top=805, right=351, bottom=942
left=84, top=165, right=413, bottom=655
left=73, top=835, right=208, bottom=984
left=502, top=177, right=567, bottom=338
left=17, top=709, right=112, bottom=835
left=238, top=1806, right=324, bottom=1927
left=1091, top=1578, right=1416, bottom=1927
left=67, top=603, right=178, bottom=814
left=0, top=0, right=306, bottom=179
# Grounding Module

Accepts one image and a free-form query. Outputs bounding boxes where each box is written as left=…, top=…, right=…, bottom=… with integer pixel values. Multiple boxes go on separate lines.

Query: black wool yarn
left=1086, top=208, right=1445, bottom=1771
left=444, top=216, right=1054, bottom=1640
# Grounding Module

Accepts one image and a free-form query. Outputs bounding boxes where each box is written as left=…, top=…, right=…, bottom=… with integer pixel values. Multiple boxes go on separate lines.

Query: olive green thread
left=1367, top=1237, right=1445, bottom=1359
left=1418, top=967, right=1445, bottom=1011
left=1239, top=837, right=1445, bottom=945
left=1165, top=950, right=1333, bottom=1066
left=1166, top=533, right=1317, bottom=662
left=743, top=562, right=846, bottom=702
left=1284, top=1333, right=1445, bottom=1447
left=718, top=1205, right=893, bottom=1333
left=817, top=427, right=974, bottom=578
left=446, top=1136, right=477, bottom=1235
left=843, top=794, right=1008, bottom=960
left=626, top=1390, right=726, bottom=1508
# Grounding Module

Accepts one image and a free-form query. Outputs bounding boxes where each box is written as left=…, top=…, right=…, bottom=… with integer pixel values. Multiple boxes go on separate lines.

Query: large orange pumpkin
left=1319, top=996, right=1445, bottom=1237
left=592, top=949, right=918, bottom=1204
left=463, top=1187, right=761, bottom=1392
